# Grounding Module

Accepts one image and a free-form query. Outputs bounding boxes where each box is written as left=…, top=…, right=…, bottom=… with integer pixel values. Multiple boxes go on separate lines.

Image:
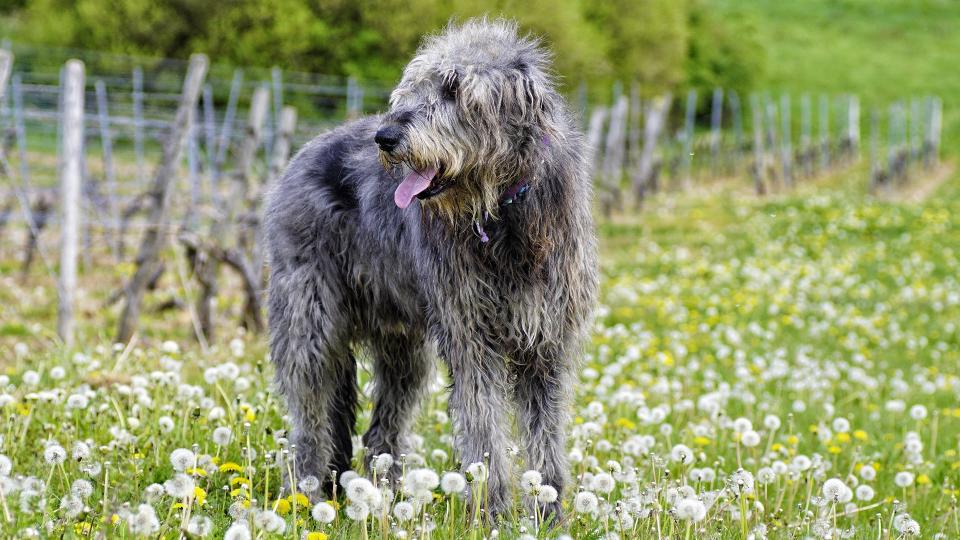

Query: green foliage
left=4, top=0, right=761, bottom=95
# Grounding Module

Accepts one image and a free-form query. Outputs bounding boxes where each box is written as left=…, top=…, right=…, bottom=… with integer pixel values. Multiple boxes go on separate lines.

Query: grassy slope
left=709, top=0, right=960, bottom=153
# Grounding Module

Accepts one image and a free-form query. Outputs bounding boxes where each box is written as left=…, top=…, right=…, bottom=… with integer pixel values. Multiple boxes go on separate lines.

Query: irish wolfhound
left=264, top=19, right=597, bottom=520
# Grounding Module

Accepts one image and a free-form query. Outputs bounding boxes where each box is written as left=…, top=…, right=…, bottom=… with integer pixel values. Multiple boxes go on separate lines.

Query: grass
left=709, top=0, right=960, bottom=154
left=1, top=165, right=959, bottom=537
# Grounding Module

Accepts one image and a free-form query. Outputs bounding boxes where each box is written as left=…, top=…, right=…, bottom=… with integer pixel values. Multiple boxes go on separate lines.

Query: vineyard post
left=117, top=54, right=209, bottom=344
left=58, top=60, right=85, bottom=348
left=94, top=79, right=120, bottom=261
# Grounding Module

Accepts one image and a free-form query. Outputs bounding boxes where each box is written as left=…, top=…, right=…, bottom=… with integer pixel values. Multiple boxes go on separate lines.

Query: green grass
left=709, top=0, right=960, bottom=153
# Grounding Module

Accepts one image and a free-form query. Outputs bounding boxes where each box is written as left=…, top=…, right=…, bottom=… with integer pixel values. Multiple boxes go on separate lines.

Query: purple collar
left=474, top=178, right=531, bottom=243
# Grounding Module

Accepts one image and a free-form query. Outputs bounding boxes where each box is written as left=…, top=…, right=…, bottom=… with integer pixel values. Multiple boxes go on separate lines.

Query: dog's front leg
left=439, top=328, right=515, bottom=521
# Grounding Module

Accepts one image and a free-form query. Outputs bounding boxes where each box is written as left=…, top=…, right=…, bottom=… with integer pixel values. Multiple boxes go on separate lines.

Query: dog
left=264, top=18, right=598, bottom=520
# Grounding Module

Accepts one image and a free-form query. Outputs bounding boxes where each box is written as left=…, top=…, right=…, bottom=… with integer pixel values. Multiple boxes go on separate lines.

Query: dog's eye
left=441, top=77, right=459, bottom=102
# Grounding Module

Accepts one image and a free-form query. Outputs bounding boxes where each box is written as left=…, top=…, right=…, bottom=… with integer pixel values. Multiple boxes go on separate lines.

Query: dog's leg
left=362, top=331, right=432, bottom=482
left=268, top=263, right=355, bottom=499
left=512, top=342, right=574, bottom=524
left=440, top=332, right=515, bottom=521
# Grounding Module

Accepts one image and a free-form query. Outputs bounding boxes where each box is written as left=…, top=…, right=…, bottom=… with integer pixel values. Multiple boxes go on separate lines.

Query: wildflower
left=22, top=370, right=40, bottom=386
left=538, top=484, right=559, bottom=504
left=592, top=472, right=615, bottom=494
left=346, top=477, right=382, bottom=508
left=72, top=441, right=91, bottom=461
left=909, top=405, right=927, bottom=420
left=43, top=445, right=66, bottom=465
left=671, top=444, right=695, bottom=465
left=894, top=471, right=915, bottom=488
left=0, top=454, right=11, bottom=476
left=520, top=470, right=542, bottom=493
left=299, top=475, right=321, bottom=494
left=393, top=501, right=416, bottom=522
left=466, top=462, right=487, bottom=482
left=441, top=472, right=467, bottom=495
left=345, top=502, right=370, bottom=520
left=312, top=501, right=336, bottom=523
left=372, top=453, right=394, bottom=473
left=223, top=521, right=251, bottom=540
left=170, top=448, right=195, bottom=471
left=831, top=417, right=850, bottom=433
left=128, top=504, right=160, bottom=535
left=855, top=484, right=874, bottom=501
left=674, top=497, right=707, bottom=522
left=187, top=515, right=213, bottom=537
left=763, top=415, right=781, bottom=430
left=741, top=430, right=761, bottom=447
left=59, top=495, right=84, bottom=518
left=158, top=416, right=174, bottom=433
left=71, top=479, right=94, bottom=499
left=729, top=469, right=755, bottom=495
left=164, top=474, right=195, bottom=499
left=859, top=465, right=876, bottom=481
left=822, top=478, right=853, bottom=503
left=66, top=394, right=89, bottom=410
left=213, top=426, right=233, bottom=446
left=574, top=491, right=599, bottom=514
left=253, top=509, right=286, bottom=533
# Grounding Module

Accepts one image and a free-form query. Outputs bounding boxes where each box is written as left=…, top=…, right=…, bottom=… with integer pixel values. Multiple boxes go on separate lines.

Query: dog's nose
left=375, top=125, right=402, bottom=152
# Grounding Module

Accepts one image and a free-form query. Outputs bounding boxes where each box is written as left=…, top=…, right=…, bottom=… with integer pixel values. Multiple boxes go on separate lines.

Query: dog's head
left=377, top=19, right=560, bottom=219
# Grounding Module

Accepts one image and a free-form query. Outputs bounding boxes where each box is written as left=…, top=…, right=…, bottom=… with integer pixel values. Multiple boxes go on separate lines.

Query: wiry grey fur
left=264, top=19, right=597, bottom=521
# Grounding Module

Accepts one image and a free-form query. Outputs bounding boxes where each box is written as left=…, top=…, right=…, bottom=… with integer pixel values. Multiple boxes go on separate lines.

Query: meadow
left=1, top=166, right=958, bottom=538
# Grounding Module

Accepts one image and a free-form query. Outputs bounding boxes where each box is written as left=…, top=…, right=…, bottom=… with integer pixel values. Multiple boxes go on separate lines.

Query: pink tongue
left=394, top=167, right=438, bottom=208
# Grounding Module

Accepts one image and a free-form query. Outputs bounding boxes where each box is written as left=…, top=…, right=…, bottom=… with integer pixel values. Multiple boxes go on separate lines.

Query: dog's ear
left=510, top=59, right=552, bottom=125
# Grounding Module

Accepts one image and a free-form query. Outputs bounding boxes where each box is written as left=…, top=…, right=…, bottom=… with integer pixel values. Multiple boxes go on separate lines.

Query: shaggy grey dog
left=264, top=19, right=597, bottom=519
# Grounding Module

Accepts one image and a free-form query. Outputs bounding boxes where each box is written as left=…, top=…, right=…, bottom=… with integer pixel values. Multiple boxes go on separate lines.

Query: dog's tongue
left=394, top=167, right=437, bottom=208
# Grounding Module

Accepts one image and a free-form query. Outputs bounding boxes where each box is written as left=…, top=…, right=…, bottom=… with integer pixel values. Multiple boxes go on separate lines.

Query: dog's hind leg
left=361, top=329, right=433, bottom=481
left=268, top=262, right=356, bottom=498
left=512, top=341, right=575, bottom=524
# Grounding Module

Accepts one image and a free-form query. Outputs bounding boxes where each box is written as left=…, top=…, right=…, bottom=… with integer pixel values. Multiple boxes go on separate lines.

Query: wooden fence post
left=928, top=96, right=942, bottom=169
left=819, top=94, right=830, bottom=170
left=680, top=89, right=697, bottom=191
left=780, top=94, right=793, bottom=187
left=132, top=66, right=145, bottom=188
left=94, top=79, right=121, bottom=261
left=214, top=69, right=243, bottom=190
left=58, top=60, right=84, bottom=348
left=869, top=108, right=880, bottom=191
left=632, top=93, right=672, bottom=202
left=709, top=88, right=723, bottom=177
left=750, top=93, right=766, bottom=195
left=585, top=106, right=608, bottom=175
left=847, top=95, right=860, bottom=157
left=728, top=91, right=743, bottom=173
left=117, top=54, right=208, bottom=344
left=600, top=95, right=628, bottom=215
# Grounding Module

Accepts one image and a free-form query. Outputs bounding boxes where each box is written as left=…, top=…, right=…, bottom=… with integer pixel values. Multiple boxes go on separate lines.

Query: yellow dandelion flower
left=614, top=418, right=637, bottom=430
left=787, top=435, right=799, bottom=446
left=771, top=443, right=784, bottom=453
left=694, top=436, right=711, bottom=446
left=74, top=522, right=92, bottom=535
left=186, top=467, right=208, bottom=477
left=194, top=486, right=207, bottom=506
left=219, top=462, right=243, bottom=473
left=110, top=514, right=120, bottom=525
left=917, top=474, right=931, bottom=485
left=574, top=416, right=584, bottom=425
left=827, top=445, right=842, bottom=454
left=853, top=430, right=868, bottom=441
left=835, top=433, right=851, bottom=444
left=244, top=408, right=257, bottom=422
left=274, top=498, right=292, bottom=515
left=288, top=493, right=310, bottom=507
left=230, top=477, right=252, bottom=487
left=327, top=500, right=341, bottom=510
left=307, top=533, right=329, bottom=540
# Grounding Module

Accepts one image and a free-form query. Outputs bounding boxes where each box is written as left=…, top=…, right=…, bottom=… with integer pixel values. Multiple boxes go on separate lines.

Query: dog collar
left=474, top=178, right=530, bottom=243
